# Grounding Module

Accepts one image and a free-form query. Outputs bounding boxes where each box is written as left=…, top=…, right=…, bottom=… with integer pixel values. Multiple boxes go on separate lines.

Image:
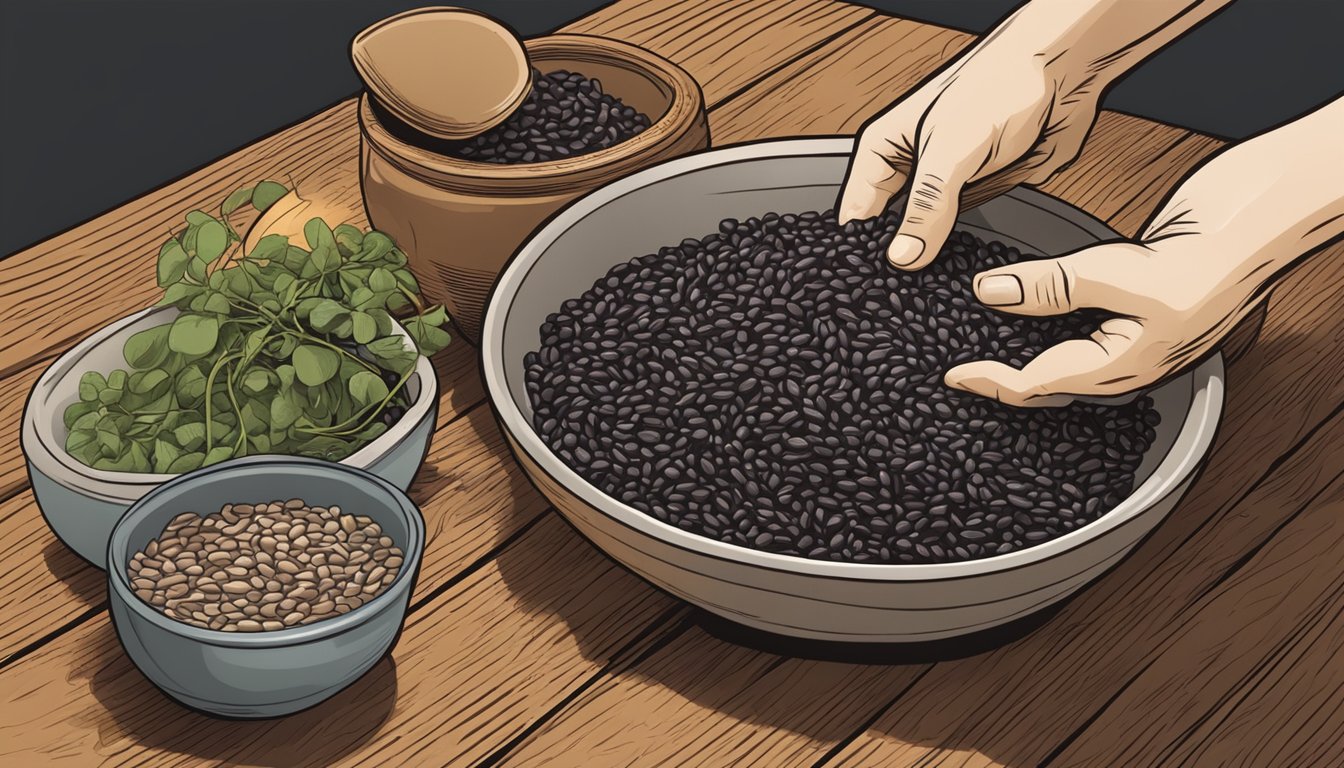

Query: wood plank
left=821, top=241, right=1344, bottom=766
left=0, top=359, right=50, bottom=500
left=1049, top=423, right=1344, bottom=766
left=497, top=624, right=929, bottom=767
left=0, top=343, right=498, bottom=662
left=565, top=0, right=877, bottom=107
left=0, top=514, right=680, bottom=767
left=709, top=16, right=973, bottom=143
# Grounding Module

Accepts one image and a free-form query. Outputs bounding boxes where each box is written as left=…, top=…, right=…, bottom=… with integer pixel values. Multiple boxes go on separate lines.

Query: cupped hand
left=942, top=92, right=1344, bottom=407
left=837, top=48, right=1101, bottom=270
left=942, top=235, right=1266, bottom=407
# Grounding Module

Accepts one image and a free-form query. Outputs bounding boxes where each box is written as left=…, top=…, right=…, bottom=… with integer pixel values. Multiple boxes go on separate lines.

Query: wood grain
left=498, top=624, right=930, bottom=767
left=0, top=515, right=679, bottom=767
left=1052, top=427, right=1344, bottom=767
left=565, top=0, right=877, bottom=107
left=0, top=359, right=49, bottom=500
left=824, top=242, right=1344, bottom=766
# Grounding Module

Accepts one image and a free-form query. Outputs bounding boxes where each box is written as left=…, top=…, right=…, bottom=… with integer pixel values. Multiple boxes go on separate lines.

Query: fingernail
left=887, top=234, right=925, bottom=268
left=977, top=274, right=1024, bottom=306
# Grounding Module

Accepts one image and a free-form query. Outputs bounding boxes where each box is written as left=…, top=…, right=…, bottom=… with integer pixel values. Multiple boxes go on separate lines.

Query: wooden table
left=3, top=2, right=1342, bottom=765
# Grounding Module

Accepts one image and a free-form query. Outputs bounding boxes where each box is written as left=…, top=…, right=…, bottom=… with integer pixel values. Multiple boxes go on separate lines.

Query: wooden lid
left=351, top=7, right=531, bottom=140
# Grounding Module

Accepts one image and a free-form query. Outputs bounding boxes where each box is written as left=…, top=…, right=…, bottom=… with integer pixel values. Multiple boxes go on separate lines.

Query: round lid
left=351, top=7, right=531, bottom=140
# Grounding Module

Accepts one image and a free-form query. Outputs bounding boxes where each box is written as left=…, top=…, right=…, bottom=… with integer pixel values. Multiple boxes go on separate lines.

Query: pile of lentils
left=523, top=209, right=1161, bottom=564
left=418, top=68, right=651, bottom=163
left=127, top=499, right=404, bottom=632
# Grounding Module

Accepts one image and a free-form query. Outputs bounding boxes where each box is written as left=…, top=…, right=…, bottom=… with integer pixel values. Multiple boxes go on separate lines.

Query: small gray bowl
left=106, top=455, right=424, bottom=718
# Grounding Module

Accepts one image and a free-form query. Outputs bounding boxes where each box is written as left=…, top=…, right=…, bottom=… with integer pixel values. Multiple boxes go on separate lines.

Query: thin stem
left=203, top=351, right=240, bottom=450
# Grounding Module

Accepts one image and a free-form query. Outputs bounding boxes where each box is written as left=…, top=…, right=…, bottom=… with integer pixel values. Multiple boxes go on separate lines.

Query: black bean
left=377, top=69, right=652, bottom=164
left=525, top=212, right=1159, bottom=564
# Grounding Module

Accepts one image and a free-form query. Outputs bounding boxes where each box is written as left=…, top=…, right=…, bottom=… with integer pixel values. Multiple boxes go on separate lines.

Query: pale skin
left=838, top=0, right=1344, bottom=406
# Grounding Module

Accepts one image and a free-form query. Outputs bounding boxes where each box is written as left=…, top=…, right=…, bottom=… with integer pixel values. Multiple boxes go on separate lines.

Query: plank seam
left=1035, top=407, right=1344, bottom=766
left=472, top=605, right=695, bottom=768
left=810, top=663, right=934, bottom=767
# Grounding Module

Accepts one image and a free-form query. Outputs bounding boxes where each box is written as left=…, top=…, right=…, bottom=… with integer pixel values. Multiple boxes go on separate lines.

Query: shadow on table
left=78, top=619, right=397, bottom=764
left=42, top=537, right=106, bottom=608
left=479, top=325, right=1337, bottom=766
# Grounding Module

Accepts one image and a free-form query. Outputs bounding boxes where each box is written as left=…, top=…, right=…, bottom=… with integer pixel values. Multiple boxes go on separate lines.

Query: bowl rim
left=106, top=454, right=425, bottom=648
left=357, top=33, right=707, bottom=191
left=21, top=305, right=437, bottom=500
left=481, top=136, right=1226, bottom=583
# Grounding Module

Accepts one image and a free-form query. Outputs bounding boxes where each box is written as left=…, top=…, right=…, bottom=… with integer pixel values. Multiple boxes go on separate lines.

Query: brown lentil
left=127, top=500, right=404, bottom=632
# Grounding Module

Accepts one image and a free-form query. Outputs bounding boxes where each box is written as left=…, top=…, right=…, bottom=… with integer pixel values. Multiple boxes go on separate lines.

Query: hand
left=837, top=0, right=1239, bottom=270
left=837, top=49, right=1098, bottom=270
left=944, top=96, right=1344, bottom=406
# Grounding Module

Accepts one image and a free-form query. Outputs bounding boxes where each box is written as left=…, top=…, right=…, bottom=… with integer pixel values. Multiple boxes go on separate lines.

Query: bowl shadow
left=80, top=619, right=399, bottom=764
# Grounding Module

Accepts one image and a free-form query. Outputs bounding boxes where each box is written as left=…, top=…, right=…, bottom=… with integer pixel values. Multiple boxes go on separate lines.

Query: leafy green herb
left=64, top=181, right=451, bottom=473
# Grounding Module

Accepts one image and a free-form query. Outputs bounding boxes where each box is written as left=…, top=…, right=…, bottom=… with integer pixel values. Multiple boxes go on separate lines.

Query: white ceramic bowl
left=482, top=138, right=1223, bottom=643
left=22, top=306, right=438, bottom=569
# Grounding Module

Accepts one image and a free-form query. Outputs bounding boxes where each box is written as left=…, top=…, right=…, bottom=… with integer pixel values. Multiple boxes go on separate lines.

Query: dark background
left=2, top=0, right=1341, bottom=257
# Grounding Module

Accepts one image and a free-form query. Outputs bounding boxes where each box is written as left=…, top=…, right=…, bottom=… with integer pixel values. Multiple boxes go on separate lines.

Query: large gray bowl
left=22, top=305, right=437, bottom=569
left=482, top=137, right=1224, bottom=642
left=106, top=455, right=424, bottom=718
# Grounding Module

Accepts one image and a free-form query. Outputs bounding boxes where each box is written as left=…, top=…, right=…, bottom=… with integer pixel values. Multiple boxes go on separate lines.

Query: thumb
left=888, top=146, right=976, bottom=271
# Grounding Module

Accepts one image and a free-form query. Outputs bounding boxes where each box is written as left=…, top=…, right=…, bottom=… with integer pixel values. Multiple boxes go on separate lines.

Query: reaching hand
left=838, top=49, right=1098, bottom=271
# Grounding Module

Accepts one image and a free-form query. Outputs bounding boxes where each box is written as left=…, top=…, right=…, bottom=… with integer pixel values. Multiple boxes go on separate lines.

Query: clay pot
left=358, top=33, right=710, bottom=343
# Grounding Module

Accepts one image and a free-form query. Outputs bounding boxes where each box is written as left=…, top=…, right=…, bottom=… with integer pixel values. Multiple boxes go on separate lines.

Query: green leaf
left=270, top=389, right=303, bottom=429
left=251, top=181, right=288, bottom=213
left=309, top=299, right=348, bottom=332
left=243, top=328, right=268, bottom=359
left=305, top=217, right=336, bottom=253
left=351, top=311, right=378, bottom=344
left=359, top=231, right=394, bottom=262
left=129, top=368, right=170, bottom=395
left=176, top=366, right=207, bottom=406
left=157, top=239, right=190, bottom=287
left=224, top=267, right=253, bottom=299
left=202, top=291, right=231, bottom=315
left=168, top=313, right=219, bottom=356
left=71, top=409, right=102, bottom=432
left=275, top=364, right=296, bottom=390
left=96, top=428, right=122, bottom=457
left=123, top=324, right=172, bottom=370
left=367, top=336, right=416, bottom=373
left=202, top=446, right=235, bottom=467
left=369, top=267, right=397, bottom=293
left=293, top=344, right=340, bottom=386
left=159, top=281, right=203, bottom=308
left=153, top=439, right=183, bottom=473
left=334, top=224, right=363, bottom=256
left=393, top=268, right=420, bottom=293
left=405, top=305, right=452, bottom=355
left=185, top=210, right=213, bottom=227
left=248, top=233, right=289, bottom=262
left=368, top=308, right=395, bottom=336
left=241, top=369, right=272, bottom=394
left=186, top=256, right=209, bottom=283
left=78, top=371, right=107, bottom=402
left=166, top=452, right=205, bottom=474
left=174, top=422, right=207, bottom=451
left=348, top=370, right=389, bottom=407
left=284, top=245, right=310, bottom=274
left=107, top=369, right=127, bottom=391
left=63, top=400, right=100, bottom=430
left=195, top=220, right=229, bottom=263
left=221, top=186, right=254, bottom=217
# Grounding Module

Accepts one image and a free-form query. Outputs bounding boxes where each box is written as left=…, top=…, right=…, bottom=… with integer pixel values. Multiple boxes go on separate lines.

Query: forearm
left=1144, top=96, right=1344, bottom=288
left=966, top=0, right=1236, bottom=93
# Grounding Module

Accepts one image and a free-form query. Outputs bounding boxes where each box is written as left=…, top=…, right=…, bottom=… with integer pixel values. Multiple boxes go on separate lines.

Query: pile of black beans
left=523, top=210, right=1160, bottom=564
left=438, top=68, right=652, bottom=163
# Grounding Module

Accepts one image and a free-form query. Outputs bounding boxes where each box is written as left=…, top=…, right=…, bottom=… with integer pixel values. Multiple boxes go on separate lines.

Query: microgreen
left=63, top=182, right=451, bottom=473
